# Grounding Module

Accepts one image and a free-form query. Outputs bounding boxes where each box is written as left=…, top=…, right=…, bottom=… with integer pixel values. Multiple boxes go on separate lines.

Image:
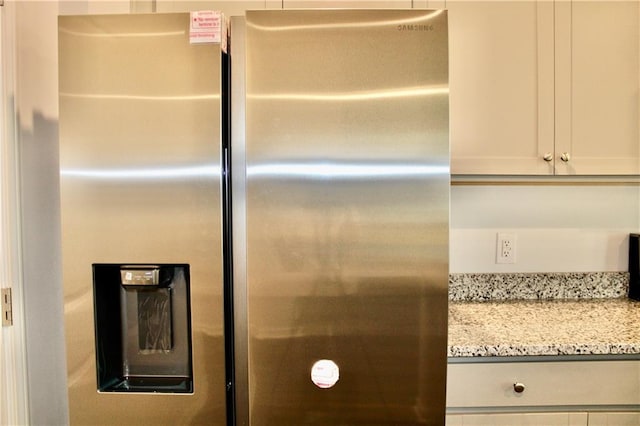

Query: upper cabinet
left=451, top=0, right=640, bottom=175
left=155, top=1, right=270, bottom=15
left=449, top=0, right=554, bottom=175
left=555, top=0, right=640, bottom=175
left=282, top=1, right=411, bottom=8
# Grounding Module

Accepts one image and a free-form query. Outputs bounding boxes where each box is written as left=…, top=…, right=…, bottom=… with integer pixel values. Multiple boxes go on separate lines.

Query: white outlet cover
left=496, top=233, right=516, bottom=264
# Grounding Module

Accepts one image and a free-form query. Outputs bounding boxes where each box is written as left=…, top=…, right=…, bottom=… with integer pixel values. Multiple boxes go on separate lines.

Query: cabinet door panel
left=555, top=0, right=640, bottom=175
left=588, top=412, right=640, bottom=426
left=449, top=0, right=554, bottom=174
left=446, top=413, right=588, bottom=426
left=412, top=1, right=447, bottom=8
left=447, top=361, right=640, bottom=409
left=156, top=1, right=267, bottom=15
left=283, top=0, right=411, bottom=8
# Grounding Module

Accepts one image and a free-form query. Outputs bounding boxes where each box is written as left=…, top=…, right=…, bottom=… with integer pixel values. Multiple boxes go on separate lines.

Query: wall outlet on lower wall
left=496, top=233, right=516, bottom=264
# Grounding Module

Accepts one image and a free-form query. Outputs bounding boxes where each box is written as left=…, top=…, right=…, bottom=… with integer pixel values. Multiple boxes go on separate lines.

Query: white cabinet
left=449, top=0, right=555, bottom=175
left=282, top=0, right=411, bottom=8
left=447, top=360, right=640, bottom=409
left=588, top=412, right=640, bottom=425
left=155, top=1, right=269, bottom=15
left=446, top=412, right=640, bottom=426
left=555, top=0, right=640, bottom=175
left=446, top=360, right=640, bottom=425
left=446, top=413, right=588, bottom=426
left=451, top=0, right=640, bottom=175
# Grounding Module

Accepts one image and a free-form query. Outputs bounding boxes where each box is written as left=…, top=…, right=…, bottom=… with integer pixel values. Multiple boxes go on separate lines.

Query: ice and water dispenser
left=93, top=264, right=193, bottom=393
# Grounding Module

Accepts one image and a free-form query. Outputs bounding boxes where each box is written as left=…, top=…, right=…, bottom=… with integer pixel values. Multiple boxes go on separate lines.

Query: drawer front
left=447, top=360, right=640, bottom=409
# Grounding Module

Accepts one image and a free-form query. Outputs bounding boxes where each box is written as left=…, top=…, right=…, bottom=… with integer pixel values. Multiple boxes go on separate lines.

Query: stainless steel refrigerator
left=59, top=9, right=449, bottom=426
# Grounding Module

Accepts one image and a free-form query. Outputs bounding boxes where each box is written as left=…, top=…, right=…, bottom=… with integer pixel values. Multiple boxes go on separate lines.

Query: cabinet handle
left=543, top=153, right=553, bottom=162
left=560, top=152, right=571, bottom=162
left=513, top=382, right=526, bottom=393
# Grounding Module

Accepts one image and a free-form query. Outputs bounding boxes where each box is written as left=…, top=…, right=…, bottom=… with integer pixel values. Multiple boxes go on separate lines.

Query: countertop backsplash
left=449, top=272, right=629, bottom=302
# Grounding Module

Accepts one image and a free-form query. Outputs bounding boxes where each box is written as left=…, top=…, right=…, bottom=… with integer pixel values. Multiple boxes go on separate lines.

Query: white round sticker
left=310, top=359, right=340, bottom=389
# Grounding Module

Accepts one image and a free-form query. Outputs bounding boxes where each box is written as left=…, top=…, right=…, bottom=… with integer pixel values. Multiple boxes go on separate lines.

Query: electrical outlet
left=496, top=233, right=516, bottom=264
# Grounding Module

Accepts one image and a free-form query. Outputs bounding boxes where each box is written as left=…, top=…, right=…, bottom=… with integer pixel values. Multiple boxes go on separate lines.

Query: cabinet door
left=449, top=0, right=555, bottom=175
left=413, top=1, right=447, bottom=8
left=155, top=1, right=268, bottom=15
left=555, top=0, right=640, bottom=175
left=447, top=360, right=640, bottom=408
left=446, top=413, right=588, bottom=426
left=588, top=412, right=640, bottom=425
left=283, top=0, right=411, bottom=8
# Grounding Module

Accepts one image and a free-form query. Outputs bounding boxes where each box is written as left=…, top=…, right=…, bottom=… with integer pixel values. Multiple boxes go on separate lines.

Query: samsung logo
left=397, top=24, right=434, bottom=32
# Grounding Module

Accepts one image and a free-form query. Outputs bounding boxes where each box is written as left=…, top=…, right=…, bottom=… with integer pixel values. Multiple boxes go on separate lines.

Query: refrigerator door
left=59, top=13, right=226, bottom=425
left=241, top=9, right=449, bottom=425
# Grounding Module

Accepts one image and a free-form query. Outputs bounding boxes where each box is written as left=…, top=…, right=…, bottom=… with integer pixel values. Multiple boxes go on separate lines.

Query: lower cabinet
left=446, top=412, right=587, bottom=426
left=446, top=360, right=640, bottom=425
left=446, top=412, right=640, bottom=426
left=587, top=412, right=640, bottom=426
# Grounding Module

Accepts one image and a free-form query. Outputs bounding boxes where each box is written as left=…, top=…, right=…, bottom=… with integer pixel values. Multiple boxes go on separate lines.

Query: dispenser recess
left=93, top=264, right=192, bottom=393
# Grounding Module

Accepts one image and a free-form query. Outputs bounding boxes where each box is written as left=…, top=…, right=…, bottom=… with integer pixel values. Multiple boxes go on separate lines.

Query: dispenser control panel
left=120, top=267, right=160, bottom=286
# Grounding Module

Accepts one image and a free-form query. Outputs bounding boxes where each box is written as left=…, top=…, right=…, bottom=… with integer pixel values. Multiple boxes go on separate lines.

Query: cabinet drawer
left=447, top=360, right=640, bottom=409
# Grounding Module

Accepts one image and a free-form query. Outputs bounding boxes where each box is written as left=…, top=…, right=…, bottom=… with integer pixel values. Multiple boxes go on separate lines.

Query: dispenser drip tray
left=107, top=376, right=192, bottom=392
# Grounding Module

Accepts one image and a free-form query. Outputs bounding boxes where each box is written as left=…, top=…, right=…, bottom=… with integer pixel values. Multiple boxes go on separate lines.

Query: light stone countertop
left=448, top=297, right=640, bottom=357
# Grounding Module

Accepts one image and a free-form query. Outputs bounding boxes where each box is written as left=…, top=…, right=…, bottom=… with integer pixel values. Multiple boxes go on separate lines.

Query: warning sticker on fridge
left=190, top=11, right=224, bottom=45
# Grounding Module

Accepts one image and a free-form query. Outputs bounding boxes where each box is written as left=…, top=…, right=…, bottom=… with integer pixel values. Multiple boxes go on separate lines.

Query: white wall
left=451, top=184, right=640, bottom=273
left=16, top=3, right=67, bottom=424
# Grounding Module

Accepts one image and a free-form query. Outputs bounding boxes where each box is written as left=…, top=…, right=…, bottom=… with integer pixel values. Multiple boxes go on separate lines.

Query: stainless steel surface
left=230, top=15, right=250, bottom=426
left=543, top=153, right=553, bottom=162
left=59, top=13, right=225, bottom=425
left=243, top=10, right=449, bottom=425
left=514, top=382, right=526, bottom=393
left=561, top=152, right=571, bottom=162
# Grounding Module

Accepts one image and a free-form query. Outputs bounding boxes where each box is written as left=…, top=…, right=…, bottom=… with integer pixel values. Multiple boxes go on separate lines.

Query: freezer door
left=59, top=13, right=226, bottom=425
left=242, top=9, right=449, bottom=425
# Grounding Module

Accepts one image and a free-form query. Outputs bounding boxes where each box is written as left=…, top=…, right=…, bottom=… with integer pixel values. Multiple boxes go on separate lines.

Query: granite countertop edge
left=448, top=342, right=640, bottom=358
